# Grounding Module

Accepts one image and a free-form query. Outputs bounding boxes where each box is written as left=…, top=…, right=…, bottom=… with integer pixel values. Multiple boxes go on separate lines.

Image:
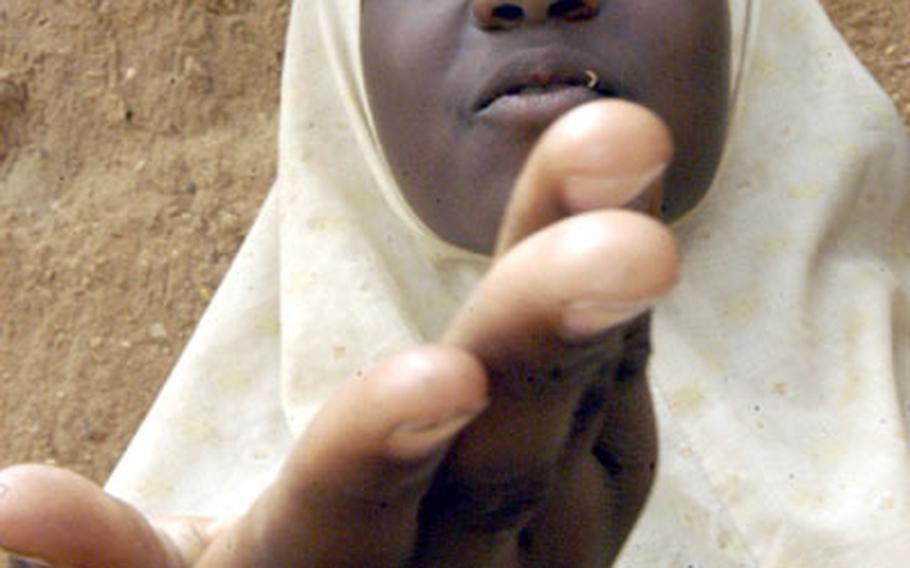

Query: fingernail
left=393, top=409, right=482, bottom=441
left=0, top=482, right=8, bottom=499
left=6, top=555, right=53, bottom=568
left=389, top=406, right=487, bottom=458
left=563, top=163, right=667, bottom=214
left=560, top=300, right=653, bottom=341
left=0, top=546, right=53, bottom=568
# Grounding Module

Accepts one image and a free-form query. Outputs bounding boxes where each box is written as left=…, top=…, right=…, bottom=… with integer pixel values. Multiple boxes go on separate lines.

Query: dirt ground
left=0, top=0, right=908, bottom=492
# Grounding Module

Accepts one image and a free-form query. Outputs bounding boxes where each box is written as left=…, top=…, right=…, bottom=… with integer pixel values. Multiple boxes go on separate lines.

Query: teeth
left=518, top=85, right=553, bottom=94
left=514, top=83, right=577, bottom=95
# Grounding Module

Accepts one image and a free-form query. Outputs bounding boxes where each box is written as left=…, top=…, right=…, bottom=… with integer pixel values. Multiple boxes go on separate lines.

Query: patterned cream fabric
left=106, top=0, right=910, bottom=565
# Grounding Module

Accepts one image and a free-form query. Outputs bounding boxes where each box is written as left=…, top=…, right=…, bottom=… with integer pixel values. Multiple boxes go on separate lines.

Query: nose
left=473, top=0, right=600, bottom=29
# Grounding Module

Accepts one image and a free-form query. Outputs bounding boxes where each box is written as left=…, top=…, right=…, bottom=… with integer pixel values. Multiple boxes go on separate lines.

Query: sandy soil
left=1, top=1, right=288, bottom=485
left=0, top=0, right=908, bottom=492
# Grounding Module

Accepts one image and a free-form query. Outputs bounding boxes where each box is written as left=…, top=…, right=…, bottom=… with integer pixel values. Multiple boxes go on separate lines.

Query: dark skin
left=363, top=0, right=729, bottom=252
left=0, top=1, right=729, bottom=566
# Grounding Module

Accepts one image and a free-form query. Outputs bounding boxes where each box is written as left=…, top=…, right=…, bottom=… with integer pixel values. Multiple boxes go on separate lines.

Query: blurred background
left=0, top=0, right=908, bottom=487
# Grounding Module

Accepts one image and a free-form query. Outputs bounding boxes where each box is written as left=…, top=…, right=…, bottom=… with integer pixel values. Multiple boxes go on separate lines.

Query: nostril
left=549, top=0, right=598, bottom=20
left=491, top=4, right=524, bottom=21
left=476, top=0, right=598, bottom=28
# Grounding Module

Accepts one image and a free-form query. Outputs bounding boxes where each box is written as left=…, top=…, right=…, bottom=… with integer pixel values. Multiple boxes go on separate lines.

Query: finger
left=0, top=465, right=184, bottom=568
left=441, top=211, right=673, bottom=493
left=444, top=100, right=677, bottom=471
left=520, top=319, right=657, bottom=565
left=593, top=321, right=658, bottom=543
left=418, top=104, right=677, bottom=565
left=495, top=99, right=673, bottom=256
left=155, top=516, right=229, bottom=566
left=197, top=346, right=489, bottom=568
left=452, top=209, right=679, bottom=351
left=418, top=214, right=673, bottom=566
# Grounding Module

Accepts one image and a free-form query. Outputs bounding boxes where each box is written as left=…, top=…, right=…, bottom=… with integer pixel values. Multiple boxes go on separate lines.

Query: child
left=2, top=0, right=909, bottom=565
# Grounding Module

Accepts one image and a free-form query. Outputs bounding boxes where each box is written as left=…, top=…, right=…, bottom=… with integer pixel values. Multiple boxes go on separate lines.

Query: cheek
left=362, top=26, right=454, bottom=184
left=361, top=4, right=460, bottom=156
left=624, top=1, right=730, bottom=215
left=623, top=1, right=728, bottom=87
left=361, top=1, right=464, bottom=106
left=362, top=13, right=438, bottom=175
left=363, top=6, right=494, bottom=247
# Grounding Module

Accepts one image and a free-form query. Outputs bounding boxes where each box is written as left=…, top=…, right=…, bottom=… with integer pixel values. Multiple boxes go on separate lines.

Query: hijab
left=107, top=0, right=910, bottom=565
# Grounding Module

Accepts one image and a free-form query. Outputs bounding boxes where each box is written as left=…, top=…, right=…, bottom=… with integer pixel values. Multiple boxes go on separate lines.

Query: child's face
left=362, top=0, right=730, bottom=253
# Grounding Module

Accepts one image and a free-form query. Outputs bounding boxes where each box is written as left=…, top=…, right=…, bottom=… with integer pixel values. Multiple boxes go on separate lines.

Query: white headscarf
left=107, top=0, right=910, bottom=565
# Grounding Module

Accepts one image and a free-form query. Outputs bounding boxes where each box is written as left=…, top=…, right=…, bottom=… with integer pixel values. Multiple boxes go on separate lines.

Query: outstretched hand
left=0, top=100, right=678, bottom=567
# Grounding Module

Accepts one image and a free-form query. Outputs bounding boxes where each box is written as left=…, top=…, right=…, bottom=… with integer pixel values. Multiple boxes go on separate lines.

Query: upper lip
left=473, top=47, right=621, bottom=113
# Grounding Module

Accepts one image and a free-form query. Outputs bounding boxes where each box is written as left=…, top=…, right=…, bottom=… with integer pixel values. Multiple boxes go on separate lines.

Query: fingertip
left=382, top=346, right=490, bottom=414
left=349, top=346, right=490, bottom=462
left=386, top=405, right=485, bottom=463
left=542, top=100, right=674, bottom=172
left=498, top=210, right=678, bottom=341
left=555, top=210, right=679, bottom=295
left=362, top=346, right=490, bottom=461
left=539, top=100, right=675, bottom=213
left=0, top=463, right=85, bottom=486
left=496, top=100, right=676, bottom=255
left=238, top=348, right=491, bottom=567
left=283, top=345, right=490, bottom=493
left=0, top=464, right=100, bottom=517
left=552, top=211, right=678, bottom=340
left=0, top=465, right=177, bottom=568
left=0, top=464, right=62, bottom=525
left=0, top=465, right=85, bottom=561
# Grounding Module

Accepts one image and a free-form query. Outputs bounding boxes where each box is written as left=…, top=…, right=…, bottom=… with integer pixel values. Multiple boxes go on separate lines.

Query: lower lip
left=476, top=86, right=603, bottom=127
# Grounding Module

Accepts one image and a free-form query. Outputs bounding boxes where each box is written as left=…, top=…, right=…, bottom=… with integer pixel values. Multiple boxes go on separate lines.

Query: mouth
left=476, top=71, right=619, bottom=113
left=472, top=51, right=624, bottom=126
